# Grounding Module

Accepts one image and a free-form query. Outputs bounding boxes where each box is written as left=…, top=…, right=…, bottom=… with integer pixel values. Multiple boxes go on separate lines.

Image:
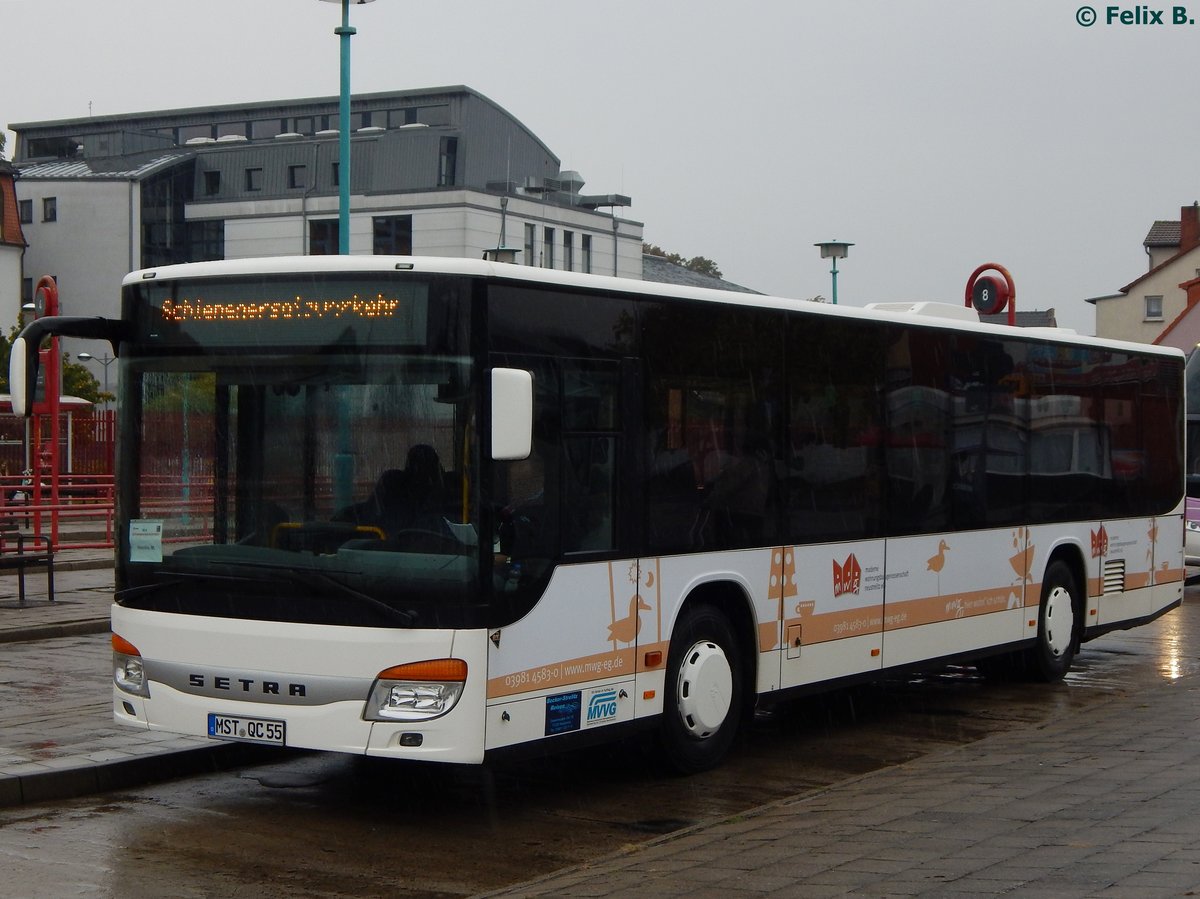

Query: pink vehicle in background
left=1187, top=497, right=1200, bottom=566
left=1186, top=349, right=1200, bottom=566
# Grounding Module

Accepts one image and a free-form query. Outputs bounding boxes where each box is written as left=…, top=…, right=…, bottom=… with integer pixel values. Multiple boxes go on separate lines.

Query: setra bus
left=11, top=257, right=1186, bottom=773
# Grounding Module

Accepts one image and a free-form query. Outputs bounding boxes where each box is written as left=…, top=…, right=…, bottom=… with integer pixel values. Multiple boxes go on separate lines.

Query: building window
left=581, top=234, right=593, bottom=274
left=288, top=165, right=307, bottom=189
left=42, top=197, right=57, bottom=222
left=245, top=168, right=263, bottom=191
left=388, top=108, right=418, bottom=128
left=177, top=124, right=214, bottom=144
left=309, top=220, right=339, bottom=256
left=18, top=199, right=32, bottom=224
left=21, top=278, right=32, bottom=305
left=203, top=171, right=221, bottom=196
left=563, top=231, right=575, bottom=272
left=1145, top=295, right=1164, bottom=321
left=543, top=227, right=555, bottom=269
left=26, top=137, right=80, bottom=159
left=186, top=220, right=225, bottom=262
left=417, top=105, right=451, bottom=127
left=373, top=215, right=413, bottom=255
left=438, top=136, right=459, bottom=187
left=332, top=162, right=339, bottom=187
left=524, top=223, right=536, bottom=267
left=251, top=118, right=285, bottom=140
left=140, top=165, right=194, bottom=268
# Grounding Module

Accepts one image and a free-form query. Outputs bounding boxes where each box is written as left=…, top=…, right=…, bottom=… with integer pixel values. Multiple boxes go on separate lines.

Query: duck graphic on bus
left=606, top=561, right=659, bottom=647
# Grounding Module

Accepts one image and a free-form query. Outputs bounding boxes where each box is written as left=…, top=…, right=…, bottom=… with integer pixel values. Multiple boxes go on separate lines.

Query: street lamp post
left=77, top=352, right=114, bottom=406
left=318, top=0, right=377, bottom=255
left=814, top=240, right=854, bottom=305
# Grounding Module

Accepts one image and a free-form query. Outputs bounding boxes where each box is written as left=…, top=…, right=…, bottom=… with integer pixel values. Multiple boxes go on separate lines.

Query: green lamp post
left=814, top=240, right=854, bottom=305
left=318, top=0, right=378, bottom=255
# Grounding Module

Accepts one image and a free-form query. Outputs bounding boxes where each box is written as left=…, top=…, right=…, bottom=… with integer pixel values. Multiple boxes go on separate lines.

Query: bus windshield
left=116, top=275, right=482, bottom=629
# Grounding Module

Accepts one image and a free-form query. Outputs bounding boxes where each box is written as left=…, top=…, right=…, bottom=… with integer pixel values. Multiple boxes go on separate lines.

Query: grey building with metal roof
left=8, top=85, right=642, bottom=326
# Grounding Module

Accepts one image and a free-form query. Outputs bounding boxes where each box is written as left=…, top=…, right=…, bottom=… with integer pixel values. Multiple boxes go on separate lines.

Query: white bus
left=12, top=257, right=1186, bottom=773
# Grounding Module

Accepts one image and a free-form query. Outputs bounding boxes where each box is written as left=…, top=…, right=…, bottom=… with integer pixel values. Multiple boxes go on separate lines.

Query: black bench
left=0, top=523, right=55, bottom=605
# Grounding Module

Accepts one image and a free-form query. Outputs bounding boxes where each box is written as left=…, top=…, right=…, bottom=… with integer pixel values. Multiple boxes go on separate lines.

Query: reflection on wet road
left=1, top=592, right=1197, bottom=898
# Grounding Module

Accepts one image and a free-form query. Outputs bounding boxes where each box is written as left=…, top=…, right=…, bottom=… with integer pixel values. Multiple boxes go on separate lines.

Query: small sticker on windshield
left=129, top=520, right=164, bottom=563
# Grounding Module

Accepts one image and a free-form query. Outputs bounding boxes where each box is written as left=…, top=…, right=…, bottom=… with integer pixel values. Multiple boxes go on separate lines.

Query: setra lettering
left=187, top=673, right=307, bottom=696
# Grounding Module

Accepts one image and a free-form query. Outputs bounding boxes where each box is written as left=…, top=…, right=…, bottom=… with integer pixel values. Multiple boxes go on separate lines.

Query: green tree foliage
left=62, top=355, right=110, bottom=404
left=643, top=243, right=723, bottom=279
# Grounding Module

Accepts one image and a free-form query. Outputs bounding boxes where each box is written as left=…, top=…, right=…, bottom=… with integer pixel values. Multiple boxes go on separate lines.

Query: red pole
left=31, top=276, right=61, bottom=547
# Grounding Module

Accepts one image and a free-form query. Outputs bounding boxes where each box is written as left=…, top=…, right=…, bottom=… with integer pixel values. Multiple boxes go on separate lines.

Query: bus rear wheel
left=1025, top=560, right=1079, bottom=682
left=658, top=604, right=743, bottom=774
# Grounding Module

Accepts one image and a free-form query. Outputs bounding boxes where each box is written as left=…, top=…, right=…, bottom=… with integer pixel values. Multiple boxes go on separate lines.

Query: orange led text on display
left=160, top=294, right=401, bottom=323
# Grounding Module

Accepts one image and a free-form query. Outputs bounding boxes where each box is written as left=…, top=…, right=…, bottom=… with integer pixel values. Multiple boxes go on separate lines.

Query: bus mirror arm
left=9, top=316, right=128, bottom=418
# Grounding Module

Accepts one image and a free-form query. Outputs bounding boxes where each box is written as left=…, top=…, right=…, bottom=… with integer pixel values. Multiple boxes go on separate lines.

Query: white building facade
left=1090, top=203, right=1200, bottom=346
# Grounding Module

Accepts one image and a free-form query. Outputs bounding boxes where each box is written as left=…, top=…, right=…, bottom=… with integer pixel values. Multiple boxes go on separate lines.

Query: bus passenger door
left=780, top=313, right=887, bottom=689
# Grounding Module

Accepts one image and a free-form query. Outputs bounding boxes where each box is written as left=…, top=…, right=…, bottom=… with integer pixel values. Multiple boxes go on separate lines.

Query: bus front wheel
left=1025, top=560, right=1079, bottom=682
left=658, top=604, right=743, bottom=774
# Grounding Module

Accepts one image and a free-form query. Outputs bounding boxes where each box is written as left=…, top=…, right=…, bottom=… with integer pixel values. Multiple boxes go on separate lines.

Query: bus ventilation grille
left=1103, top=559, right=1126, bottom=594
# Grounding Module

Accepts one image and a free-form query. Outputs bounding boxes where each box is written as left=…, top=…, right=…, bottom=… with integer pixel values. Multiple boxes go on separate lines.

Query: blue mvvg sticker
left=586, top=688, right=619, bottom=726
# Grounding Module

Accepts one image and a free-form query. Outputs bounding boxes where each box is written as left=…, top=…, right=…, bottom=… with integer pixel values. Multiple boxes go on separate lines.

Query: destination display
left=134, top=277, right=431, bottom=348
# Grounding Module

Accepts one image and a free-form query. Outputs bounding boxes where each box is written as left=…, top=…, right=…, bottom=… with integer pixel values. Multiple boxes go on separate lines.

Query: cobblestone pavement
left=0, top=552, right=240, bottom=807
left=483, top=660, right=1200, bottom=898
left=6, top=554, right=1200, bottom=897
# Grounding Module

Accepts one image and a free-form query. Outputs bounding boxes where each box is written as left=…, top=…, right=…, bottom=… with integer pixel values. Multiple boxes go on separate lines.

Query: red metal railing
left=0, top=473, right=116, bottom=550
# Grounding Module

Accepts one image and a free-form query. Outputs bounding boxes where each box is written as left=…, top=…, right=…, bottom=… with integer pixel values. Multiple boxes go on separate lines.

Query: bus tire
left=658, top=604, right=743, bottom=774
left=1025, top=560, right=1079, bottom=682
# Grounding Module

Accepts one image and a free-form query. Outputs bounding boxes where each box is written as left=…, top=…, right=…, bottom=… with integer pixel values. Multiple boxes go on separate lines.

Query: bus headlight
left=364, top=659, right=467, bottom=722
left=113, top=634, right=150, bottom=698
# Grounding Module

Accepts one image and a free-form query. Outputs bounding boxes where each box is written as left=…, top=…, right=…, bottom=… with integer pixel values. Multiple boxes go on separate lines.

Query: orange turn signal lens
left=377, top=659, right=468, bottom=682
left=112, top=634, right=140, bottom=657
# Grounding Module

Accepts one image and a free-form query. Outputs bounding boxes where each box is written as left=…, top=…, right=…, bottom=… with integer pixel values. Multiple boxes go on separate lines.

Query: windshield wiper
left=118, top=560, right=417, bottom=625
left=115, top=570, right=264, bottom=603
left=300, top=569, right=417, bottom=626
left=211, top=559, right=417, bottom=625
left=115, top=579, right=184, bottom=603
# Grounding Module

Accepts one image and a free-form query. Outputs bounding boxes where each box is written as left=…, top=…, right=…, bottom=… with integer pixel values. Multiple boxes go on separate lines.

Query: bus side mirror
left=8, top=316, right=126, bottom=418
left=491, top=368, right=533, bottom=461
left=9, top=336, right=32, bottom=418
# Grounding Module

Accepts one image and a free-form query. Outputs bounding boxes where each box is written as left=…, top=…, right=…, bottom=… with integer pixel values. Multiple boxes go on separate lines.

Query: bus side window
left=561, top=361, right=620, bottom=555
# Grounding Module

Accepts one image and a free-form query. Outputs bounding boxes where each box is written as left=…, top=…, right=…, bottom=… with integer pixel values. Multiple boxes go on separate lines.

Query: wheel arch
left=1042, top=541, right=1087, bottom=647
left=671, top=578, right=759, bottom=715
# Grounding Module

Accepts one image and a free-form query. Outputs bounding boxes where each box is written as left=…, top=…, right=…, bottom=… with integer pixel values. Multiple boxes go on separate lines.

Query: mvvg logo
left=1091, top=525, right=1109, bottom=559
left=833, top=554, right=862, bottom=597
left=586, top=689, right=618, bottom=725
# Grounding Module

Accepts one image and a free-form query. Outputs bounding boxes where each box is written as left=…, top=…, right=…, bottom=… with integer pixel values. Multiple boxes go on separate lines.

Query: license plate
left=207, top=713, right=286, bottom=746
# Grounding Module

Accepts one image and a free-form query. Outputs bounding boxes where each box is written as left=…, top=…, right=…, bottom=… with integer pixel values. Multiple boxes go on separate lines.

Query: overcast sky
left=3, top=0, right=1198, bottom=334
